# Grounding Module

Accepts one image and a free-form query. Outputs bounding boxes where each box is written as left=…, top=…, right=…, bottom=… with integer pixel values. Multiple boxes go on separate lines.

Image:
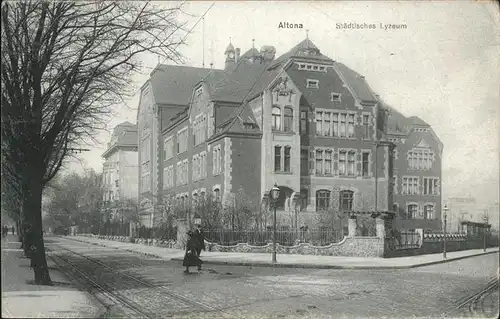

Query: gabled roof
left=205, top=59, right=271, bottom=103
left=149, top=64, right=220, bottom=106
left=333, top=63, right=377, bottom=103
left=269, top=38, right=333, bottom=69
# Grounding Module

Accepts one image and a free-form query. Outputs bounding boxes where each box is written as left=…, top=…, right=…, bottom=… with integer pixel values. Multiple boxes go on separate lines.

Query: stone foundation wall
left=206, top=236, right=385, bottom=257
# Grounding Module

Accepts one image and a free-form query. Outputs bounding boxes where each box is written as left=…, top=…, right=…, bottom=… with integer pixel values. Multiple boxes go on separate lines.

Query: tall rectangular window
left=333, top=113, right=339, bottom=137
left=274, top=146, right=281, bottom=172
left=339, top=151, right=346, bottom=175
left=300, top=111, right=308, bottom=134
left=363, top=115, right=370, bottom=139
left=301, top=149, right=308, bottom=176
left=347, top=151, right=355, bottom=175
left=324, top=150, right=332, bottom=175
left=315, top=150, right=323, bottom=175
left=323, top=112, right=331, bottom=136
left=340, top=114, right=346, bottom=137
left=315, top=112, right=322, bottom=136
left=284, top=146, right=291, bottom=172
left=362, top=152, right=369, bottom=176
left=347, top=114, right=355, bottom=138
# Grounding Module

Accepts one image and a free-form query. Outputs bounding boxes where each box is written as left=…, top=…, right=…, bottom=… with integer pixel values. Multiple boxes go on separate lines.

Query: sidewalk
left=1, top=235, right=105, bottom=318
left=65, top=235, right=499, bottom=270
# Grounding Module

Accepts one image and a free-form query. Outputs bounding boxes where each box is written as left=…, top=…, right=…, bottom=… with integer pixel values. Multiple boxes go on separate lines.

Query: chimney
left=235, top=48, right=241, bottom=63
left=260, top=45, right=276, bottom=62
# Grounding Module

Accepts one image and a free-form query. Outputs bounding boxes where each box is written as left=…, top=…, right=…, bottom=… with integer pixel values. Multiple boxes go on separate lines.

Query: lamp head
left=270, top=183, right=280, bottom=201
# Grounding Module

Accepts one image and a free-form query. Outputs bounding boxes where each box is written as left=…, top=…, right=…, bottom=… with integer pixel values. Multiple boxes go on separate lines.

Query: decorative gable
left=415, top=138, right=430, bottom=148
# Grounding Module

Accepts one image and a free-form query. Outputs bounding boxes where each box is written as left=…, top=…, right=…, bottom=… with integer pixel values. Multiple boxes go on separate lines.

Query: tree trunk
left=23, top=169, right=52, bottom=286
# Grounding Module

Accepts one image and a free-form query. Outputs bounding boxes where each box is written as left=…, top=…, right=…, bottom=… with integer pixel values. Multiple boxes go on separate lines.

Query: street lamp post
left=483, top=216, right=488, bottom=252
left=270, top=183, right=280, bottom=264
left=443, top=204, right=448, bottom=259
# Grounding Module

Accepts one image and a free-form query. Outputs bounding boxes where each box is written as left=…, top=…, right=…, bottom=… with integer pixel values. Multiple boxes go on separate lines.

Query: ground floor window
left=316, top=190, right=330, bottom=209
left=339, top=190, right=354, bottom=211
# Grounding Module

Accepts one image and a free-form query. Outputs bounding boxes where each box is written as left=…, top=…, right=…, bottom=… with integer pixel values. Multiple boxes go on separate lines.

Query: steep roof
left=269, top=38, right=333, bottom=69
left=334, top=63, right=377, bottom=103
left=102, top=124, right=138, bottom=158
left=206, top=59, right=271, bottom=103
left=149, top=64, right=219, bottom=106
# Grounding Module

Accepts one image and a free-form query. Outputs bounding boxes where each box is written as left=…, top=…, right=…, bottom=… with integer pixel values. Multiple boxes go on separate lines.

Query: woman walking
left=183, top=230, right=202, bottom=274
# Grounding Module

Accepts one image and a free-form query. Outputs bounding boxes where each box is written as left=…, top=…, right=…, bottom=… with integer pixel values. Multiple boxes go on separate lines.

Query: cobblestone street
left=43, top=237, right=498, bottom=318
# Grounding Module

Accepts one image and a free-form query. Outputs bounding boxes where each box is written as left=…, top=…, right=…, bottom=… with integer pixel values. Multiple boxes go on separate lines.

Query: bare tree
left=1, top=1, right=187, bottom=284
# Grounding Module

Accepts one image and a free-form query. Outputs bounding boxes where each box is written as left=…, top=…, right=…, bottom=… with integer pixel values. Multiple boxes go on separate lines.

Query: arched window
left=407, top=204, right=417, bottom=219
left=316, top=190, right=331, bottom=210
left=213, top=188, right=220, bottom=202
left=424, top=204, right=434, bottom=220
left=272, top=106, right=282, bottom=131
left=339, top=190, right=354, bottom=211
left=284, top=107, right=293, bottom=132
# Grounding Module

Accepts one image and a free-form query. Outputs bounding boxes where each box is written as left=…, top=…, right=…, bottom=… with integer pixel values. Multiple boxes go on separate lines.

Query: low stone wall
left=77, top=233, right=179, bottom=249
left=206, top=236, right=385, bottom=257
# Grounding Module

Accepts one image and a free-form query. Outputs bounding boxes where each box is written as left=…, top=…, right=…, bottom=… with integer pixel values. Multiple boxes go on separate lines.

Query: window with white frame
left=274, top=146, right=282, bottom=172
left=331, top=92, right=341, bottom=102
left=316, top=190, right=330, bottom=209
left=176, top=161, right=182, bottom=185
left=193, top=116, right=207, bottom=146
left=423, top=177, right=440, bottom=195
left=362, top=114, right=370, bottom=139
left=183, top=159, right=188, bottom=184
left=315, top=148, right=334, bottom=176
left=347, top=151, right=356, bottom=175
left=283, top=107, right=293, bottom=132
left=339, top=150, right=346, bottom=175
left=284, top=146, right=291, bottom=172
left=272, top=106, right=282, bottom=131
left=177, top=128, right=188, bottom=154
left=306, top=79, right=319, bottom=89
left=193, top=154, right=199, bottom=181
left=300, top=111, right=308, bottom=134
left=424, top=204, right=434, bottom=219
left=164, top=137, right=173, bottom=160
left=407, top=204, right=417, bottom=219
left=315, top=111, right=356, bottom=138
left=339, top=190, right=354, bottom=211
left=315, top=149, right=323, bottom=175
left=408, top=148, right=434, bottom=170
left=212, top=145, right=222, bottom=175
left=163, top=165, right=174, bottom=189
left=362, top=152, right=370, bottom=177
left=402, top=177, right=420, bottom=195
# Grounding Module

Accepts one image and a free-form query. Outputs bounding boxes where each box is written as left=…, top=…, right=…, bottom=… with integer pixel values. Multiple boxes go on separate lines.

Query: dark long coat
left=182, top=236, right=203, bottom=267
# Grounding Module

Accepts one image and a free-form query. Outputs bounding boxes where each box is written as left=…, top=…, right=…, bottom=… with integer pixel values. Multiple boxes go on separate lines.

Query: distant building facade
left=136, top=38, right=443, bottom=231
left=386, top=109, right=444, bottom=231
left=102, top=122, right=139, bottom=218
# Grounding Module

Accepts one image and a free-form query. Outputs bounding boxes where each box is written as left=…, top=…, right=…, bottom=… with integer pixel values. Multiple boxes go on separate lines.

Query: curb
left=171, top=250, right=499, bottom=270
left=61, top=236, right=498, bottom=270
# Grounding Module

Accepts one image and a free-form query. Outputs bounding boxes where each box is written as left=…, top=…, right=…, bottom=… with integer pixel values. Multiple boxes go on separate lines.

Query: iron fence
left=393, top=231, right=422, bottom=249
left=204, top=228, right=344, bottom=246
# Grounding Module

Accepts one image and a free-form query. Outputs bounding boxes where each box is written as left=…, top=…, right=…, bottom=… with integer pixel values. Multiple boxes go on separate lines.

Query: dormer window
left=195, top=87, right=203, bottom=96
left=306, top=79, right=319, bottom=89
left=331, top=92, right=341, bottom=102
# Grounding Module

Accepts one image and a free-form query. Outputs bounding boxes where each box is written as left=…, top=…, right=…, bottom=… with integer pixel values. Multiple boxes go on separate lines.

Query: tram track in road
left=442, top=276, right=499, bottom=318
left=46, top=242, right=238, bottom=318
left=48, top=251, right=155, bottom=319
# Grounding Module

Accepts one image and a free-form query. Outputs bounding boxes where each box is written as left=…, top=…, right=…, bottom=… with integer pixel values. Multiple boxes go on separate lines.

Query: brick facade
left=135, top=38, right=442, bottom=230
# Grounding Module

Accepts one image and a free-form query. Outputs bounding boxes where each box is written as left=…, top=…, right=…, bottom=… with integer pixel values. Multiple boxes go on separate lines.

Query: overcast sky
left=64, top=1, right=499, bottom=211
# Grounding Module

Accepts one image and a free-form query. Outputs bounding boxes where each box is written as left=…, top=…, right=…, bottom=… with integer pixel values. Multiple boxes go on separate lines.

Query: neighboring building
left=445, top=197, right=477, bottom=233
left=102, top=122, right=139, bottom=218
left=386, top=107, right=444, bottom=231
left=137, top=37, right=442, bottom=230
